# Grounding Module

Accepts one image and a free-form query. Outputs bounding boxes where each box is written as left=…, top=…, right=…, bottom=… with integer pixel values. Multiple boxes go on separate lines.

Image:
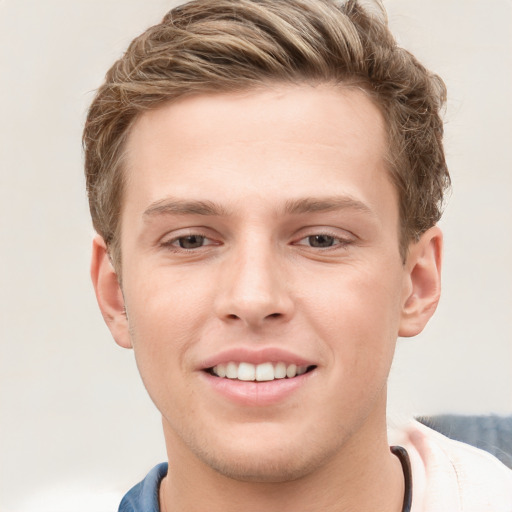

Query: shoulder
left=118, top=463, right=168, bottom=512
left=394, top=420, right=512, bottom=512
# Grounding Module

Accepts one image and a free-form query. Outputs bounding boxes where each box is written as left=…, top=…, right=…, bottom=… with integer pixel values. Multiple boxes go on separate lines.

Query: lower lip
left=200, top=371, right=314, bottom=406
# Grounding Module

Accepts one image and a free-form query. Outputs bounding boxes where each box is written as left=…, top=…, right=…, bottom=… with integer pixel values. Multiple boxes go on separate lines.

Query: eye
left=162, top=233, right=217, bottom=251
left=175, top=234, right=207, bottom=249
left=307, top=234, right=336, bottom=248
left=294, top=231, right=353, bottom=250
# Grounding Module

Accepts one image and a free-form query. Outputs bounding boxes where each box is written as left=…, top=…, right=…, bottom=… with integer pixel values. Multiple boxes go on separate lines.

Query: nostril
left=225, top=312, right=281, bottom=321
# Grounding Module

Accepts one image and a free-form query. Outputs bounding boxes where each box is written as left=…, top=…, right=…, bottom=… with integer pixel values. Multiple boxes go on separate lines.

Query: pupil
left=309, top=235, right=334, bottom=248
left=179, top=235, right=204, bottom=249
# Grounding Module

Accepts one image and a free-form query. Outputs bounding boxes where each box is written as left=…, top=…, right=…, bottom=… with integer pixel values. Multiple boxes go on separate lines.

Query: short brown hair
left=83, top=0, right=450, bottom=265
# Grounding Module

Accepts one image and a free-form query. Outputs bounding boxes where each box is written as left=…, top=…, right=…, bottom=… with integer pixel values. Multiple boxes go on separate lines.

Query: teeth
left=274, top=362, right=287, bottom=379
left=297, top=365, right=307, bottom=375
left=215, top=363, right=226, bottom=378
left=211, top=362, right=312, bottom=381
left=226, top=361, right=238, bottom=379
left=238, top=362, right=256, bottom=381
left=286, top=364, right=297, bottom=378
left=255, top=362, right=274, bottom=381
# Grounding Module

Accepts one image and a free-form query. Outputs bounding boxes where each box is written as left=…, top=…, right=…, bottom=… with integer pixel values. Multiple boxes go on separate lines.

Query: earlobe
left=90, top=235, right=132, bottom=349
left=398, top=226, right=443, bottom=338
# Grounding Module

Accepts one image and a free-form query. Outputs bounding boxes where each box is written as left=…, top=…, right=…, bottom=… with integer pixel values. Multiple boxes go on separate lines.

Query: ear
left=399, top=226, right=443, bottom=337
left=90, top=235, right=132, bottom=349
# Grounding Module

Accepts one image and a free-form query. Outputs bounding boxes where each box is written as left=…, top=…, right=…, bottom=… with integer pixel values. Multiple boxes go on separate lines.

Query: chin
left=197, top=448, right=321, bottom=483
left=186, top=425, right=344, bottom=483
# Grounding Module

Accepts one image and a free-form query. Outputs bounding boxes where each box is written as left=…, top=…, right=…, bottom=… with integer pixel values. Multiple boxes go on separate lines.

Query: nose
left=214, top=239, right=295, bottom=328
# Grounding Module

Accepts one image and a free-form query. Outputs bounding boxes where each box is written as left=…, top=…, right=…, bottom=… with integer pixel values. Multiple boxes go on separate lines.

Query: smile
left=208, top=362, right=316, bottom=381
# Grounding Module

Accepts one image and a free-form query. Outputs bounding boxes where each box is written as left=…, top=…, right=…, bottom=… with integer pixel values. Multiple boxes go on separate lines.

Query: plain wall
left=0, top=1, right=510, bottom=510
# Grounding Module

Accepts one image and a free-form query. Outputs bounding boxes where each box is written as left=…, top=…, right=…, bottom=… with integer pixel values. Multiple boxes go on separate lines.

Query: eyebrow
left=142, top=195, right=374, bottom=219
left=283, top=196, right=375, bottom=216
left=143, top=198, right=232, bottom=218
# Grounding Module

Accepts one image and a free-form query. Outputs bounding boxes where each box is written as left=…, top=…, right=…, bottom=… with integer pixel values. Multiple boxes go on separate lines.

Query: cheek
left=126, top=264, right=212, bottom=335
left=303, top=263, right=403, bottom=371
left=122, top=270, right=210, bottom=389
left=125, top=288, right=199, bottom=420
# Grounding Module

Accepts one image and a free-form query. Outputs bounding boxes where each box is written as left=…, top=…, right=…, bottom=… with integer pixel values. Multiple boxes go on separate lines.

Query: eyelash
left=160, top=230, right=353, bottom=252
left=160, top=232, right=216, bottom=252
left=294, top=232, right=353, bottom=250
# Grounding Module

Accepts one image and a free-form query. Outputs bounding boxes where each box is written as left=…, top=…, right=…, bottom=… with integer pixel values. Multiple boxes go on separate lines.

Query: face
left=93, top=84, right=439, bottom=482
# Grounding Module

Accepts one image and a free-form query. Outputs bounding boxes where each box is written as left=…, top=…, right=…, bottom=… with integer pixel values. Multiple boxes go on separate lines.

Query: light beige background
left=0, top=0, right=510, bottom=510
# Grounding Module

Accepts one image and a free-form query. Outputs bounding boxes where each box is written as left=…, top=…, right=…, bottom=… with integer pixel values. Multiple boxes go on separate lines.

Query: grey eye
left=308, top=235, right=335, bottom=248
left=178, top=235, right=205, bottom=249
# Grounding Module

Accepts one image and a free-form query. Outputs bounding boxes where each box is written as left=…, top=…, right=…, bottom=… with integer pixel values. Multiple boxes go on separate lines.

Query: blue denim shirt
left=118, top=463, right=168, bottom=512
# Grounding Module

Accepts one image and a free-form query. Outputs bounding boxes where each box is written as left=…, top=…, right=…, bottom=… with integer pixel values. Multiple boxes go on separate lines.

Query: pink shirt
left=396, top=420, right=512, bottom=511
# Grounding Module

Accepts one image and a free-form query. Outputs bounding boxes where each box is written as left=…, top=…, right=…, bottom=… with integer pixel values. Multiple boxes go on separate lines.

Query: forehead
left=122, top=84, right=395, bottom=221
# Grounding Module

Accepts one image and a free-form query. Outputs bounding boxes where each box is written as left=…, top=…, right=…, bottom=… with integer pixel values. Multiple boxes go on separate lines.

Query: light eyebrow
left=283, top=196, right=375, bottom=216
left=143, top=198, right=231, bottom=218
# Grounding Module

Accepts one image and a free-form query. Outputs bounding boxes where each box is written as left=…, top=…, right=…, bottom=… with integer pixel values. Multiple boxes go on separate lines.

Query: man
left=83, top=0, right=512, bottom=510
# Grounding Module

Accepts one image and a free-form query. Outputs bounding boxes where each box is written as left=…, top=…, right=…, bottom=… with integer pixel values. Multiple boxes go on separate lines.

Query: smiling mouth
left=206, top=362, right=317, bottom=382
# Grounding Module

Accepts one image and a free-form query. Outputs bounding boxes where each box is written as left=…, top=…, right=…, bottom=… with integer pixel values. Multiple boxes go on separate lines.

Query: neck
left=159, top=409, right=404, bottom=512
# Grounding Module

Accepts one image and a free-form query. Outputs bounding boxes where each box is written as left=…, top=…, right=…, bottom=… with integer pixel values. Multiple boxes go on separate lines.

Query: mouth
left=205, top=362, right=317, bottom=382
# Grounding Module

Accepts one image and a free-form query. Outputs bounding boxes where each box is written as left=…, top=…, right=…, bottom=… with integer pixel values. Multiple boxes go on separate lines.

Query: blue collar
left=118, top=463, right=168, bottom=512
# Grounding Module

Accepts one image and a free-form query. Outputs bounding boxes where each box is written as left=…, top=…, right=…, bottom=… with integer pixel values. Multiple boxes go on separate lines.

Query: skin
left=91, top=84, right=442, bottom=512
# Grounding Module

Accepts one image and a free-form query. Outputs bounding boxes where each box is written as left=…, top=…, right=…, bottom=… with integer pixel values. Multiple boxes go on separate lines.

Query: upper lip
left=199, top=347, right=316, bottom=370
